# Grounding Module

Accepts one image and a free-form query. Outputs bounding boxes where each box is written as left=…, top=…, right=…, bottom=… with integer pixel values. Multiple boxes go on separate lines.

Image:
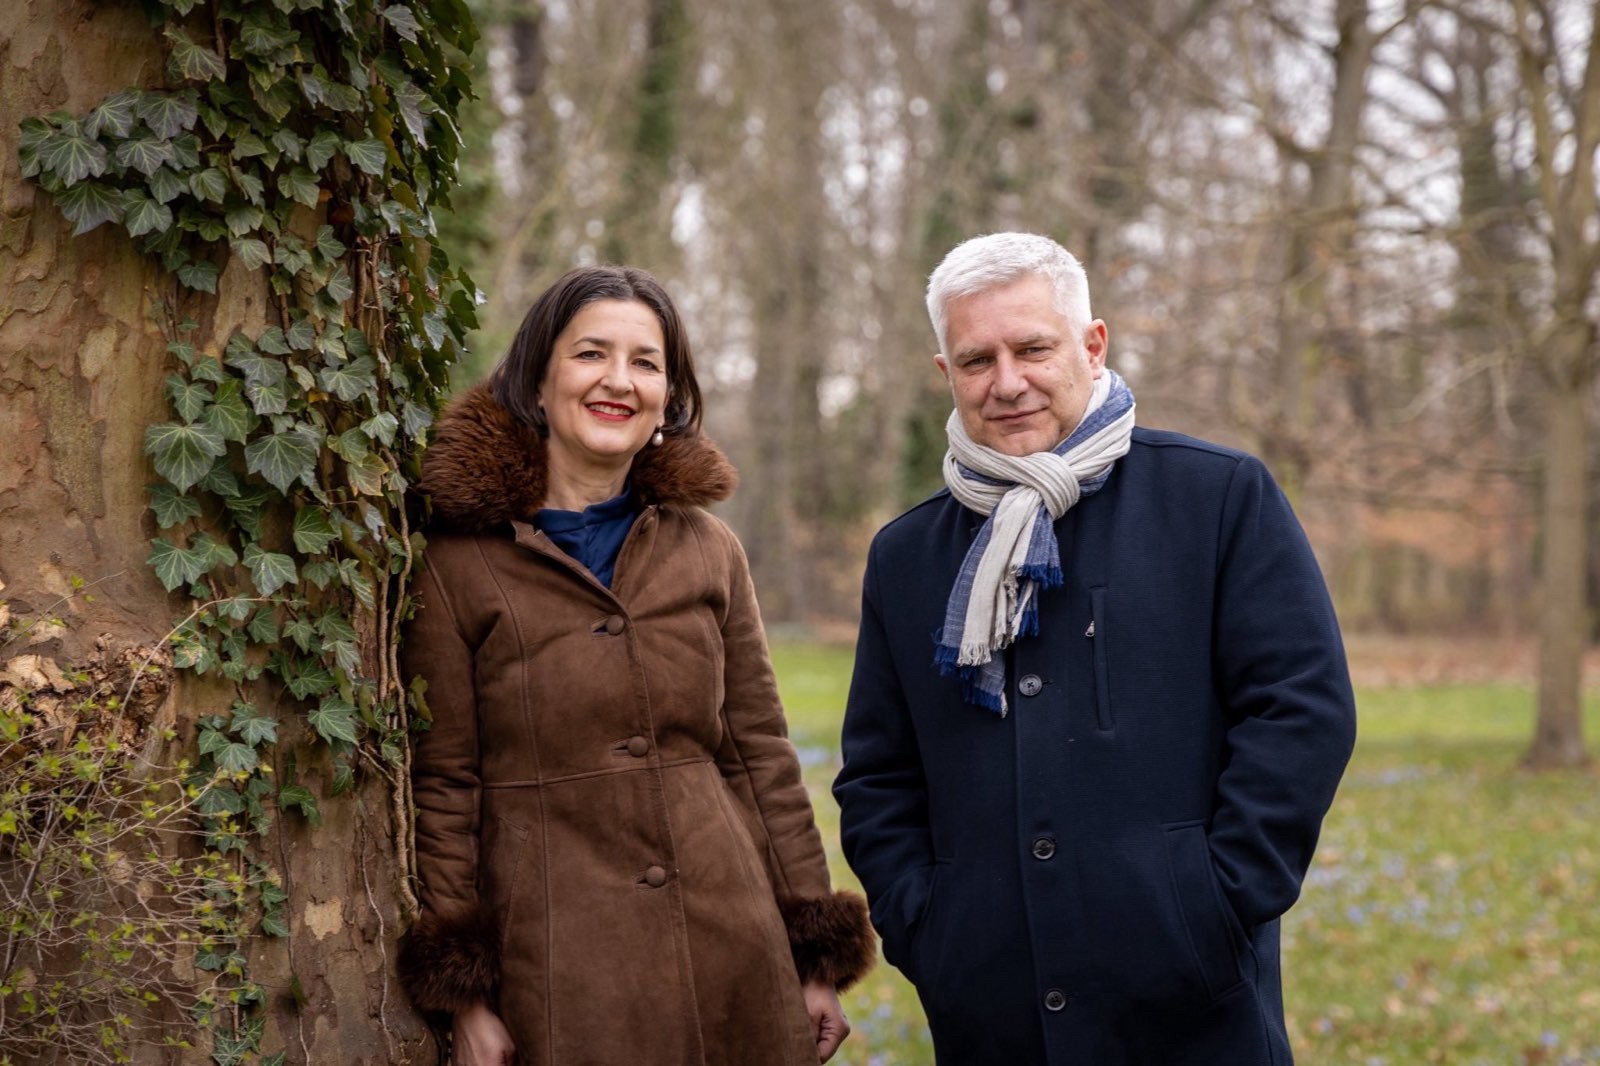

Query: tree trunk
left=1, top=4, right=431, bottom=1062
left=1525, top=333, right=1592, bottom=770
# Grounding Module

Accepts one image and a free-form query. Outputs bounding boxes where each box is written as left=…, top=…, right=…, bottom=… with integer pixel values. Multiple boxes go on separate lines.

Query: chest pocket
left=1088, top=586, right=1112, bottom=731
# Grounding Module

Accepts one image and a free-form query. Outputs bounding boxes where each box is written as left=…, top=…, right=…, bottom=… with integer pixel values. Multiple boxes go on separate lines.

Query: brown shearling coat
left=396, top=385, right=873, bottom=1065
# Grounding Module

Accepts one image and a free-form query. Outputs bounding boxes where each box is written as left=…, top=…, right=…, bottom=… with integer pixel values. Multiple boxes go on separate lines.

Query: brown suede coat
left=397, top=385, right=872, bottom=1065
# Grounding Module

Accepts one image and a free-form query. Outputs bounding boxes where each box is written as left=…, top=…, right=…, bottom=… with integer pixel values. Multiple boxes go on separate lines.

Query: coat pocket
left=480, top=814, right=532, bottom=953
left=1088, top=586, right=1112, bottom=731
left=1161, top=821, right=1245, bottom=1001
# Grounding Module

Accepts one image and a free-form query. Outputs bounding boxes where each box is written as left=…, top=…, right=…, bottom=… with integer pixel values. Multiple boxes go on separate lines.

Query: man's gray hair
left=926, top=232, right=1093, bottom=354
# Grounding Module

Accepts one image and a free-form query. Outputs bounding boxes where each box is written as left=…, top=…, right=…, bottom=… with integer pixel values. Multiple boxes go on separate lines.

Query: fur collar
left=417, top=382, right=738, bottom=533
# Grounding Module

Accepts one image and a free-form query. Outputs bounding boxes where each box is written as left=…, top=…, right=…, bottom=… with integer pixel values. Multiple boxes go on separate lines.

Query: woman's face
left=539, top=298, right=670, bottom=477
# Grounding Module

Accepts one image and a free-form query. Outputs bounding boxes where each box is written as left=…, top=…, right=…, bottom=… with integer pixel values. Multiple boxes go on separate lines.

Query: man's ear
left=1083, top=321, right=1109, bottom=376
left=934, top=353, right=951, bottom=385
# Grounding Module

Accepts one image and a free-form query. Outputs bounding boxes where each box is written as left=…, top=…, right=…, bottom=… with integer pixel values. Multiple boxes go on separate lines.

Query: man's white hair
left=926, top=232, right=1093, bottom=354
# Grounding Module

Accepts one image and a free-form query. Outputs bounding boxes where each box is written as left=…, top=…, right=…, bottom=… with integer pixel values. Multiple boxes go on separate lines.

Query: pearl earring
left=651, top=428, right=665, bottom=447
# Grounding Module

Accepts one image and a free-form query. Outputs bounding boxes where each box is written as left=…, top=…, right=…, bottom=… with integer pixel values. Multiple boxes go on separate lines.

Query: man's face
left=935, top=274, right=1108, bottom=457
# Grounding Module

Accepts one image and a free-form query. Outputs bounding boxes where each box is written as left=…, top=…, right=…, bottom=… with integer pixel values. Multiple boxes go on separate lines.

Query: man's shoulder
left=867, top=489, right=958, bottom=556
left=1125, top=426, right=1268, bottom=487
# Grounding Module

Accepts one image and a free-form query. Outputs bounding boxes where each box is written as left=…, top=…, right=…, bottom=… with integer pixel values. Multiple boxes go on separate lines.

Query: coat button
left=604, top=614, right=626, bottom=635
left=1044, top=988, right=1069, bottom=1011
left=1031, top=836, right=1056, bottom=861
left=1019, top=674, right=1043, bottom=697
left=644, top=865, right=668, bottom=888
left=626, top=735, right=650, bottom=757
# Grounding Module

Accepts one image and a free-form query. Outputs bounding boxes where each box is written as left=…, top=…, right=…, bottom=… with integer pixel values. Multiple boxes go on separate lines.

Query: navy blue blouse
left=533, top=488, right=640, bottom=588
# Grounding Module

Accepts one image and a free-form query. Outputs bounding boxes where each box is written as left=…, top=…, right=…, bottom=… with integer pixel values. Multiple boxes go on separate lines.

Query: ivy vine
left=10, top=0, right=477, bottom=1060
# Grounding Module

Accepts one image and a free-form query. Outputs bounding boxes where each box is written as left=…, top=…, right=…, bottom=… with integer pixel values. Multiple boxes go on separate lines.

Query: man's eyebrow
left=1011, top=332, right=1055, bottom=348
left=952, top=343, right=991, bottom=363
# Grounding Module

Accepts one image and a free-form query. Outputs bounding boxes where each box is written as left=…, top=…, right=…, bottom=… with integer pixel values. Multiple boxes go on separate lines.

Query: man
left=833, top=233, right=1356, bottom=1065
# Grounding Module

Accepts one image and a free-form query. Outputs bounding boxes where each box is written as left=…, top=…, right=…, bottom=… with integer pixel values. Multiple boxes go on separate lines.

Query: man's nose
left=992, top=354, right=1027, bottom=400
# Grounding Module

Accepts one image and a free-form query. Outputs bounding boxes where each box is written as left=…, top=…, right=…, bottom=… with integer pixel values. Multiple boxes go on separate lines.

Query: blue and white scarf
left=934, top=369, right=1136, bottom=714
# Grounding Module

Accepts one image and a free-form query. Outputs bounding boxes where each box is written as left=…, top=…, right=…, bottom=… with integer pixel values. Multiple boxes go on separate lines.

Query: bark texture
left=1, top=2, right=432, bottom=1061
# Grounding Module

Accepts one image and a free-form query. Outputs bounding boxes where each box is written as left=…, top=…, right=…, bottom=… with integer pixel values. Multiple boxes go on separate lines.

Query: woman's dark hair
left=489, top=265, right=704, bottom=436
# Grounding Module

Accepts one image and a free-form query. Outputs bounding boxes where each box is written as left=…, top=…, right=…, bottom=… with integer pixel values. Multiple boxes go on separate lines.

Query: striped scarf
left=935, top=369, right=1136, bottom=715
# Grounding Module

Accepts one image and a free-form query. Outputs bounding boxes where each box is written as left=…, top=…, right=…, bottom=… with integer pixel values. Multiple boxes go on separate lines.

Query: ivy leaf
left=39, top=127, right=109, bottom=186
left=346, top=453, right=387, bottom=496
left=230, top=703, right=278, bottom=747
left=54, top=181, right=125, bottom=235
left=226, top=338, right=287, bottom=383
left=147, top=165, right=186, bottom=204
left=245, top=378, right=291, bottom=416
left=282, top=614, right=317, bottom=651
left=241, top=542, right=298, bottom=596
left=205, top=379, right=258, bottom=443
left=277, top=167, right=320, bottom=208
left=16, top=118, right=51, bottom=178
left=401, top=401, right=433, bottom=439
left=299, top=561, right=337, bottom=591
left=176, top=260, right=219, bottom=293
left=383, top=4, right=422, bottom=41
left=235, top=170, right=266, bottom=205
left=323, top=82, right=362, bottom=113
left=239, top=12, right=297, bottom=55
left=114, top=135, right=175, bottom=177
left=166, top=373, right=213, bottom=422
left=148, top=537, right=208, bottom=591
left=327, top=428, right=369, bottom=462
left=191, top=355, right=227, bottom=382
left=224, top=485, right=270, bottom=538
left=143, top=421, right=227, bottom=491
left=297, top=70, right=328, bottom=109
left=394, top=79, right=430, bottom=146
left=309, top=696, right=360, bottom=744
left=244, top=428, right=317, bottom=494
left=326, top=639, right=361, bottom=676
left=85, top=91, right=139, bottom=140
left=305, top=129, right=340, bottom=171
left=232, top=132, right=268, bottom=160
left=231, top=236, right=272, bottom=271
left=344, top=138, right=387, bottom=176
left=271, top=128, right=304, bottom=161
left=286, top=316, right=317, bottom=351
left=247, top=607, right=279, bottom=644
left=189, top=167, right=227, bottom=202
left=122, top=190, right=175, bottom=238
left=191, top=532, right=239, bottom=570
left=172, top=132, right=201, bottom=169
left=292, top=506, right=339, bottom=553
left=254, top=327, right=289, bottom=357
left=225, top=202, right=264, bottom=237
left=148, top=484, right=201, bottom=531
left=314, top=224, right=346, bottom=261
left=285, top=658, right=335, bottom=699
left=324, top=266, right=354, bottom=304
left=201, top=457, right=243, bottom=498
left=218, top=596, right=254, bottom=622
left=360, top=411, right=399, bottom=446
left=165, top=26, right=227, bottom=83
left=318, top=356, right=376, bottom=401
left=136, top=90, right=199, bottom=140
left=217, top=742, right=259, bottom=774
left=277, top=784, right=321, bottom=826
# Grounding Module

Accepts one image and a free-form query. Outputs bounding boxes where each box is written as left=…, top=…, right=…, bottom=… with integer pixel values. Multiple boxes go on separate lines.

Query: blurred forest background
left=440, top=0, right=1599, bottom=768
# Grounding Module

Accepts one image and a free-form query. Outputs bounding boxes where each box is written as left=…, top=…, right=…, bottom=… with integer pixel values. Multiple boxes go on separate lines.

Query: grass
left=770, top=642, right=1600, bottom=1066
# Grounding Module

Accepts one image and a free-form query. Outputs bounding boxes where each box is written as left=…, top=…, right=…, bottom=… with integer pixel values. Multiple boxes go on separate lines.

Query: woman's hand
left=452, top=1002, right=517, bottom=1066
left=802, top=980, right=850, bottom=1063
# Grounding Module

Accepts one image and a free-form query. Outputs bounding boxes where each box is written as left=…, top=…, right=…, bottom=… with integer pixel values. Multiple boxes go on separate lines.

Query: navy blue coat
left=834, top=428, right=1357, bottom=1065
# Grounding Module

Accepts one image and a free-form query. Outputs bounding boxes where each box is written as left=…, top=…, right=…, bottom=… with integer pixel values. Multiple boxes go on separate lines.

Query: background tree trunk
left=1, top=3, right=432, bottom=1061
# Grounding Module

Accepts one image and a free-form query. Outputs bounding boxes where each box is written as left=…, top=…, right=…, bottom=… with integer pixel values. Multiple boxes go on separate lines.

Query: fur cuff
left=397, top=906, right=501, bottom=1014
left=780, top=891, right=876, bottom=991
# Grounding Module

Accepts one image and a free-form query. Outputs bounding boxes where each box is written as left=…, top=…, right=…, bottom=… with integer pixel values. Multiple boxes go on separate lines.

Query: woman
left=396, top=266, right=873, bottom=1066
